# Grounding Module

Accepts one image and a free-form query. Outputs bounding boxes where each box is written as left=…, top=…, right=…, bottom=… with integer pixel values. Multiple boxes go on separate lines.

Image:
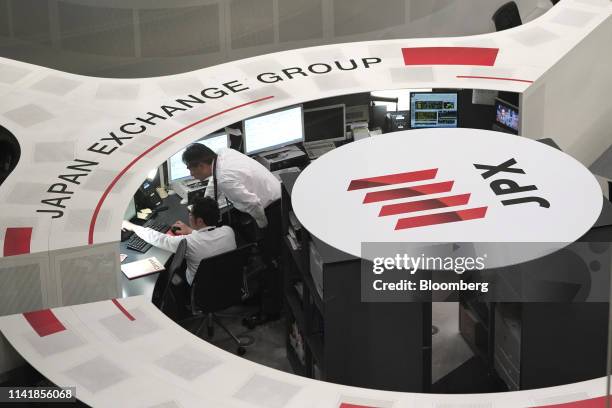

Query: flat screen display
left=304, top=104, right=345, bottom=143
left=243, top=106, right=304, bottom=155
left=168, top=133, right=228, bottom=182
left=124, top=197, right=136, bottom=220
left=410, top=92, right=458, bottom=128
left=494, top=98, right=519, bottom=134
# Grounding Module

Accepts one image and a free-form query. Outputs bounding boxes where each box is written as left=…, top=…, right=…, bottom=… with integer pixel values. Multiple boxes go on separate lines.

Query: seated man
left=122, top=197, right=237, bottom=286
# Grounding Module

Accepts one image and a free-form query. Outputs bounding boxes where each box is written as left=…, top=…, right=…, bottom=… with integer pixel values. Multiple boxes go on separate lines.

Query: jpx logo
left=296, top=131, right=600, bottom=263
left=473, top=158, right=550, bottom=208
left=347, top=169, right=488, bottom=230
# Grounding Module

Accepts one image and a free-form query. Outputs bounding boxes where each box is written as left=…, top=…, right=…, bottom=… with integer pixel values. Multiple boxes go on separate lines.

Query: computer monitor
left=410, top=92, right=458, bottom=128
left=124, top=197, right=136, bottom=221
left=371, top=88, right=430, bottom=112
left=243, top=105, right=304, bottom=155
left=386, top=111, right=410, bottom=132
left=167, top=132, right=228, bottom=182
left=493, top=98, right=519, bottom=134
left=303, top=104, right=346, bottom=144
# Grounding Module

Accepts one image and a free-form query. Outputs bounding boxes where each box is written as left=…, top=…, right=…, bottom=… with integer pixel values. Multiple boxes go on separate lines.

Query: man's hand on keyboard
left=172, top=220, right=192, bottom=235
left=122, top=220, right=135, bottom=231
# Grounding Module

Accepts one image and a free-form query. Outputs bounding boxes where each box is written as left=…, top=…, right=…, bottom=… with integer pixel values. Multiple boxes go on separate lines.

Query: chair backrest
left=191, top=243, right=254, bottom=313
left=492, top=1, right=522, bottom=32
left=152, top=239, right=187, bottom=315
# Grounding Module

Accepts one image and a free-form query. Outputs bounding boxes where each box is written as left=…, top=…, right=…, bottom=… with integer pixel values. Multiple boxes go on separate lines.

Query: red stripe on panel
left=88, top=95, right=275, bottom=245
left=347, top=169, right=438, bottom=191
left=402, top=47, right=499, bottom=66
left=112, top=299, right=135, bottom=321
left=534, top=396, right=607, bottom=408
left=363, top=181, right=454, bottom=204
left=4, top=227, right=33, bottom=257
left=395, top=206, right=488, bottom=230
left=339, top=404, right=379, bottom=408
left=23, top=309, right=66, bottom=337
left=456, top=75, right=534, bottom=84
left=379, top=194, right=471, bottom=216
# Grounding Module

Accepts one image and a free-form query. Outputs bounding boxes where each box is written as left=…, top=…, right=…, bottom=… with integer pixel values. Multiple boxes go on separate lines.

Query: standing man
left=182, top=143, right=282, bottom=324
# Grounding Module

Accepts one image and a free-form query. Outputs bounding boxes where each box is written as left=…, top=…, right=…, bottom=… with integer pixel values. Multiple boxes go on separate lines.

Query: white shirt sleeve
left=132, top=225, right=185, bottom=252
left=218, top=176, right=268, bottom=228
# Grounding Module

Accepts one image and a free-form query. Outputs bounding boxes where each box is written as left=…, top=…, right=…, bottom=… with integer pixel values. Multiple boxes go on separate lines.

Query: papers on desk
left=137, top=208, right=152, bottom=220
left=121, top=256, right=165, bottom=279
left=350, top=121, right=370, bottom=141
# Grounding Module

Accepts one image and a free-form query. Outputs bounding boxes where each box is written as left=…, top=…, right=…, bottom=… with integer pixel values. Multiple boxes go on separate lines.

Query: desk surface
left=119, top=193, right=237, bottom=298
left=120, top=194, right=189, bottom=264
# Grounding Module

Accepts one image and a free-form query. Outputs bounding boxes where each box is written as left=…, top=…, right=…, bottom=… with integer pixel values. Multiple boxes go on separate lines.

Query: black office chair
left=189, top=243, right=255, bottom=355
left=151, top=239, right=187, bottom=320
left=492, top=1, right=522, bottom=32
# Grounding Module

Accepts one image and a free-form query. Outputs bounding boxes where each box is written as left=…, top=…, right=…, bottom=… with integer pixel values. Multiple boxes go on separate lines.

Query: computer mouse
left=171, top=226, right=181, bottom=234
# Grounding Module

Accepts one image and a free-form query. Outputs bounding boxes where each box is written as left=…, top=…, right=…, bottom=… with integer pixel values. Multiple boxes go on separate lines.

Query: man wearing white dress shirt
left=182, top=143, right=282, bottom=323
left=122, top=197, right=237, bottom=286
left=182, top=144, right=281, bottom=229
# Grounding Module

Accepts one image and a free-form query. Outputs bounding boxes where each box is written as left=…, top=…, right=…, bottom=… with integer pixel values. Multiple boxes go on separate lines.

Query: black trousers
left=259, top=199, right=282, bottom=316
left=263, top=199, right=282, bottom=259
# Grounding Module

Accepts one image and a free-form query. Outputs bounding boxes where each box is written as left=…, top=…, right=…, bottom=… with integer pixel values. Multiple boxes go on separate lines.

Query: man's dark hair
left=182, top=143, right=217, bottom=166
left=191, top=197, right=219, bottom=226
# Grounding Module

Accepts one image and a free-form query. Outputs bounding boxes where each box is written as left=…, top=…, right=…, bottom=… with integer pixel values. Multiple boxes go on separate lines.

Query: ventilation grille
left=0, top=263, right=42, bottom=315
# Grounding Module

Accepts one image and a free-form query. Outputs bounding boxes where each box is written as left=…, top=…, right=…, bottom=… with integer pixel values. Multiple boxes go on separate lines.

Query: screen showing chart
left=168, top=133, right=228, bottom=182
left=410, top=93, right=458, bottom=128
left=243, top=106, right=304, bottom=155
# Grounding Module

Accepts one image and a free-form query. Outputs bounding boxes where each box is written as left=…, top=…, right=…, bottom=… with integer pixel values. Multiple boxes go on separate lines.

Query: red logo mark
left=348, top=169, right=488, bottom=230
left=4, top=227, right=33, bottom=257
left=23, top=309, right=66, bottom=337
left=402, top=47, right=499, bottom=66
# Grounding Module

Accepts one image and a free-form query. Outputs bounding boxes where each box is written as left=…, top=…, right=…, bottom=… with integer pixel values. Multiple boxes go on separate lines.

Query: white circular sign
left=292, top=128, right=602, bottom=264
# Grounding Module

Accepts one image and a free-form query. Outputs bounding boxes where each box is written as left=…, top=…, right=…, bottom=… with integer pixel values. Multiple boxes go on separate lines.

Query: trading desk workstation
left=117, top=93, right=467, bottom=299
left=118, top=131, right=232, bottom=298
left=1, top=0, right=612, bottom=406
